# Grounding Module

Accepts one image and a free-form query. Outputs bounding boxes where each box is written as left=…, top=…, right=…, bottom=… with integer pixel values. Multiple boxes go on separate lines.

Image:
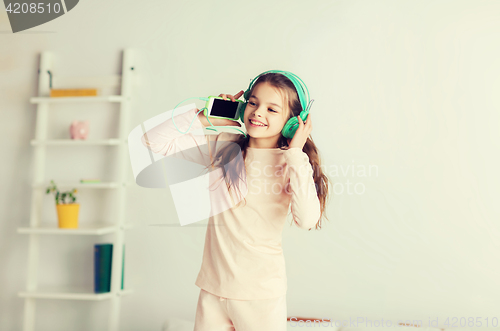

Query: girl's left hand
left=287, top=113, right=312, bottom=150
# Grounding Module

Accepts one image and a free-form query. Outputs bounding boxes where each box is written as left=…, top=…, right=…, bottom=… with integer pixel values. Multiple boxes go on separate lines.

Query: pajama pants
left=193, top=289, right=287, bottom=331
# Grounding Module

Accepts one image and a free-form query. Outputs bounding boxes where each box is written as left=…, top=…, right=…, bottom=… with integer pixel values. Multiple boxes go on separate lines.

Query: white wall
left=1, top=0, right=500, bottom=330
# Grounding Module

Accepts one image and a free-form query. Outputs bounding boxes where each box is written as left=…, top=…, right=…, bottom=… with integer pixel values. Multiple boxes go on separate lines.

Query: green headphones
left=239, top=70, right=314, bottom=139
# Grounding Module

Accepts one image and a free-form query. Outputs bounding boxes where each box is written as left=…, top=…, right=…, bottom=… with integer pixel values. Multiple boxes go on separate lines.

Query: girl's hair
left=204, top=72, right=331, bottom=230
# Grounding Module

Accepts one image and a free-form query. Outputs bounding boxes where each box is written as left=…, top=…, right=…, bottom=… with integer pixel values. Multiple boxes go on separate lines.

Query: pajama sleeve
left=283, top=147, right=321, bottom=230
left=141, top=107, right=240, bottom=166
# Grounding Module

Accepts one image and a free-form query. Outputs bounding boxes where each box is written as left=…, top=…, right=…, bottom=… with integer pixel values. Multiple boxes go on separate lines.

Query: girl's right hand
left=197, top=90, right=245, bottom=127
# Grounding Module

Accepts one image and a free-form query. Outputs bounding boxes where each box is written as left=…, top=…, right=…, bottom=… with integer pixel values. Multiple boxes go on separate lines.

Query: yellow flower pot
left=56, top=203, right=80, bottom=229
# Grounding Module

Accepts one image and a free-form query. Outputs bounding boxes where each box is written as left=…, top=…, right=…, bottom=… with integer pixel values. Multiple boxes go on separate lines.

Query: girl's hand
left=197, top=90, right=244, bottom=127
left=286, top=113, right=312, bottom=150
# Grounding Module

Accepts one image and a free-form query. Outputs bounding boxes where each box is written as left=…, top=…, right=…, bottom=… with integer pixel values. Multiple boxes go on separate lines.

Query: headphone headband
left=244, top=70, right=310, bottom=112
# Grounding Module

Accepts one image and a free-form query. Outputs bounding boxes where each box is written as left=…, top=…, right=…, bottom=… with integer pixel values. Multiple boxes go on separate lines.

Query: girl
left=141, top=71, right=330, bottom=331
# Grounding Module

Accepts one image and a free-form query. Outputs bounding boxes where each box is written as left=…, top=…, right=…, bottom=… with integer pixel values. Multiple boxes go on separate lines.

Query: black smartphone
left=204, top=96, right=244, bottom=121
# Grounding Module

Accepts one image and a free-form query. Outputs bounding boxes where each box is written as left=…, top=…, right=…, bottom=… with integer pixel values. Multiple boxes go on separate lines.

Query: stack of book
left=81, top=179, right=101, bottom=184
left=50, top=89, right=98, bottom=97
left=94, top=243, right=125, bottom=293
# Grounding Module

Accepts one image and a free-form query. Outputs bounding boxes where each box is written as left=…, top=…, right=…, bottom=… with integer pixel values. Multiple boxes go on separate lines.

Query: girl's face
left=244, top=82, right=290, bottom=148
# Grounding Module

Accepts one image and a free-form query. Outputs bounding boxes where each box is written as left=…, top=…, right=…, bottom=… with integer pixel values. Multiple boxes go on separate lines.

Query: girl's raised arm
left=141, top=107, right=212, bottom=166
left=141, top=92, right=244, bottom=167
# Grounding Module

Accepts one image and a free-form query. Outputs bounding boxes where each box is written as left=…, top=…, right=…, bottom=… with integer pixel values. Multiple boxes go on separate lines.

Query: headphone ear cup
left=243, top=89, right=250, bottom=100
left=282, top=110, right=309, bottom=139
left=239, top=102, right=246, bottom=122
left=240, top=89, right=251, bottom=122
left=282, top=116, right=298, bottom=139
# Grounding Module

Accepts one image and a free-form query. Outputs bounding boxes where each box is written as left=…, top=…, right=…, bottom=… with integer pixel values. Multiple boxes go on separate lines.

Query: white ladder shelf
left=18, top=49, right=135, bottom=331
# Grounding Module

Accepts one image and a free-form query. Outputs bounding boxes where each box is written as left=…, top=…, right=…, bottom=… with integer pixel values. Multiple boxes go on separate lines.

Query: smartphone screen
left=210, top=98, right=239, bottom=119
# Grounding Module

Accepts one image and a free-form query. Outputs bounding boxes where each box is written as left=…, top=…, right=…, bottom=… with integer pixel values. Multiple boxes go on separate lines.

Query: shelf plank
left=32, top=182, right=124, bottom=189
left=31, top=139, right=122, bottom=146
left=18, top=288, right=133, bottom=301
left=30, top=96, right=127, bottom=103
left=17, top=223, right=133, bottom=235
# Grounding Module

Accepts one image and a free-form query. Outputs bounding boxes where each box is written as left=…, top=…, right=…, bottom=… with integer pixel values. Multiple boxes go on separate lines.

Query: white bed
left=161, top=316, right=338, bottom=331
left=161, top=316, right=456, bottom=331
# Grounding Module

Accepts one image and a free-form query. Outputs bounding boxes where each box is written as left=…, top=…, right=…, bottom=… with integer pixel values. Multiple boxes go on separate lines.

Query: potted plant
left=46, top=180, right=80, bottom=229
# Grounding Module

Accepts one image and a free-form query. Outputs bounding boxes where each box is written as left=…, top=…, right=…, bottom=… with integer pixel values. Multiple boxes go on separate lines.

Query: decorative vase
left=56, top=203, right=80, bottom=228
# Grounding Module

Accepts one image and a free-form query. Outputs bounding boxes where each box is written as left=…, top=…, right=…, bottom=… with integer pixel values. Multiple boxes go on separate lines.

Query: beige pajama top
left=142, top=107, right=321, bottom=300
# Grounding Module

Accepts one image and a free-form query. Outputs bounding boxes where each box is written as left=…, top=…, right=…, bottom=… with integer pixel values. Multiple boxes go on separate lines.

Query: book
left=80, top=179, right=101, bottom=183
left=94, top=243, right=125, bottom=293
left=50, top=89, right=98, bottom=97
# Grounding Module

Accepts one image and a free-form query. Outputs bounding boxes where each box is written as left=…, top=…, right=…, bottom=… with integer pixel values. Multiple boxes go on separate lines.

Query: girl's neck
left=247, top=136, right=279, bottom=149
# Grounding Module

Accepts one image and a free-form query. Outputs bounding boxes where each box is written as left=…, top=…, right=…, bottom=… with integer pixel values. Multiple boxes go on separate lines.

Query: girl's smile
left=249, top=119, right=267, bottom=127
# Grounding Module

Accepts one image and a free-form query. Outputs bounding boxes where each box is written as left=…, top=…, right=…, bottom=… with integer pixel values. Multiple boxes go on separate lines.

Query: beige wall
left=1, top=0, right=499, bottom=330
